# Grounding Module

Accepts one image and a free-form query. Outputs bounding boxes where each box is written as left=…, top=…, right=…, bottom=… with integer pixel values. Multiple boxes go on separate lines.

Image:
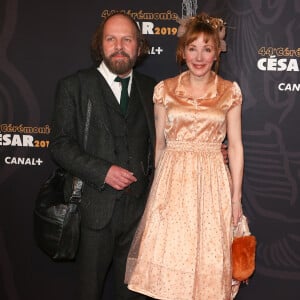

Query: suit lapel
left=82, top=69, right=117, bottom=134
left=81, top=69, right=155, bottom=147
left=94, top=71, right=122, bottom=113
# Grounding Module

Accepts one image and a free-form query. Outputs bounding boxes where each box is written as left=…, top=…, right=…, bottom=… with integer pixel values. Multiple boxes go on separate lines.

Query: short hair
left=176, top=14, right=222, bottom=71
left=90, top=12, right=149, bottom=64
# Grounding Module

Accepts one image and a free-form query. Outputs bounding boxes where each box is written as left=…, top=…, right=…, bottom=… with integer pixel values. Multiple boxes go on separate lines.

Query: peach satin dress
left=125, top=71, right=242, bottom=300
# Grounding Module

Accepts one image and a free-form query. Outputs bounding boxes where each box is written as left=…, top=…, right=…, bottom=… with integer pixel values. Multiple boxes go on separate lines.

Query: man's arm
left=49, top=77, right=112, bottom=190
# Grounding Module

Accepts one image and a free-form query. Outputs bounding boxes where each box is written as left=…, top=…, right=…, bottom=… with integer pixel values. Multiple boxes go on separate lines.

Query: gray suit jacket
left=49, top=67, right=156, bottom=229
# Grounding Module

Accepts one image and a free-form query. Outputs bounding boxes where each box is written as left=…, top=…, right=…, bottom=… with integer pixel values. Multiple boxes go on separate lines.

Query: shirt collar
left=175, top=71, right=218, bottom=99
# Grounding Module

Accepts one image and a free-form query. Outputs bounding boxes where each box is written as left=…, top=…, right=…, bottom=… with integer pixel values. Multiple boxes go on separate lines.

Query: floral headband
left=176, top=13, right=227, bottom=52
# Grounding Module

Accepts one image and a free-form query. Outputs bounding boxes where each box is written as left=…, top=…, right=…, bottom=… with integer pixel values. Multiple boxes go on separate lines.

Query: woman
left=125, top=13, right=244, bottom=300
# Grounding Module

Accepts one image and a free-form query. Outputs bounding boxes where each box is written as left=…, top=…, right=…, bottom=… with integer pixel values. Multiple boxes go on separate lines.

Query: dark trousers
left=76, top=195, right=147, bottom=300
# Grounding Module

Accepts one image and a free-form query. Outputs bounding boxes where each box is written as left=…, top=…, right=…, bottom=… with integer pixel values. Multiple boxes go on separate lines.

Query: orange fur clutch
left=232, top=215, right=257, bottom=282
left=232, top=235, right=256, bottom=281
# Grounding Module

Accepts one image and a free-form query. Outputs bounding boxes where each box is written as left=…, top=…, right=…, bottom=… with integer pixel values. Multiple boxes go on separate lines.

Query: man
left=50, top=12, right=156, bottom=300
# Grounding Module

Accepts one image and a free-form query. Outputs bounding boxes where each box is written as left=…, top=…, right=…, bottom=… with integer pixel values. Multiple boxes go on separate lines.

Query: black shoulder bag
left=34, top=100, right=91, bottom=261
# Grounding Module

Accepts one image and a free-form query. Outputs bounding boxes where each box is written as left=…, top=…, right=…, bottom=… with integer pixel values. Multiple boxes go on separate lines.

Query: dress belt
left=166, top=140, right=221, bottom=152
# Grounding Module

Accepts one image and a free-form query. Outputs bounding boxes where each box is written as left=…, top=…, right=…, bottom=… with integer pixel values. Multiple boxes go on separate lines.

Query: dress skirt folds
left=125, top=72, right=243, bottom=300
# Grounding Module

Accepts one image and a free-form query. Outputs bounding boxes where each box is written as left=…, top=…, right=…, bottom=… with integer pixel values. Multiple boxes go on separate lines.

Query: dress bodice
left=153, top=71, right=242, bottom=144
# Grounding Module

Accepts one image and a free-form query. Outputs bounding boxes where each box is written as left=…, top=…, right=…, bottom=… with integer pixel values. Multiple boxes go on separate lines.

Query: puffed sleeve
left=153, top=80, right=165, bottom=105
left=230, top=81, right=242, bottom=109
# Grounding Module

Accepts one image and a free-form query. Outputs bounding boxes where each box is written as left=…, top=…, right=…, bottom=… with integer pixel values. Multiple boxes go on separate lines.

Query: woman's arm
left=227, top=103, right=244, bottom=226
left=154, top=103, right=167, bottom=168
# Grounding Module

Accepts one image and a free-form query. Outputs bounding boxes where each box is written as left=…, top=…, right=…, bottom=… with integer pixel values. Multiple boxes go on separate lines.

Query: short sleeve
left=231, top=81, right=242, bottom=108
left=153, top=80, right=165, bottom=105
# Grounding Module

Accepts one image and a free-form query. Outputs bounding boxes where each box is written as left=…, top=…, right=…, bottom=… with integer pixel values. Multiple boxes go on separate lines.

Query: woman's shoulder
left=161, top=72, right=187, bottom=93
left=153, top=73, right=183, bottom=104
left=216, top=75, right=242, bottom=106
left=216, top=75, right=241, bottom=94
left=216, top=74, right=235, bottom=86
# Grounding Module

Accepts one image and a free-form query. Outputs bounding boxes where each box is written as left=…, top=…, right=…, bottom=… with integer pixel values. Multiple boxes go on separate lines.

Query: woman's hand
left=232, top=201, right=243, bottom=227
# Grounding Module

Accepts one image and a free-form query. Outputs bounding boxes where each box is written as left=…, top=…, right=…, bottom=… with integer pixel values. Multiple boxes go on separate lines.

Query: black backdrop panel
left=1, top=0, right=300, bottom=299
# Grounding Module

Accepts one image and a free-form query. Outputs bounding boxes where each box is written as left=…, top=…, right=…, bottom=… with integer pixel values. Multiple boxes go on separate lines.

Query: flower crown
left=176, top=13, right=227, bottom=52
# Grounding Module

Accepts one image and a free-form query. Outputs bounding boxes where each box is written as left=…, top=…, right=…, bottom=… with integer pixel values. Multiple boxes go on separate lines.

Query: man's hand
left=221, top=143, right=229, bottom=164
left=104, top=165, right=137, bottom=190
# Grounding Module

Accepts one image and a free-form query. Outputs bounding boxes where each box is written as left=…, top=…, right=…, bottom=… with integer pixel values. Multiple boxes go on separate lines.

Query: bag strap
left=70, top=99, right=92, bottom=203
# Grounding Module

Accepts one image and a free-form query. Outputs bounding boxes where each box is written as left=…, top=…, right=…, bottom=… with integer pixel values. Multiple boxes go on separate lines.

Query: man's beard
left=103, top=51, right=137, bottom=75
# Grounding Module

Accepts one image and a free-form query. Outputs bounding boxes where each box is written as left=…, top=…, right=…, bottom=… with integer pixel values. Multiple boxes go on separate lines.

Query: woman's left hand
left=232, top=201, right=243, bottom=226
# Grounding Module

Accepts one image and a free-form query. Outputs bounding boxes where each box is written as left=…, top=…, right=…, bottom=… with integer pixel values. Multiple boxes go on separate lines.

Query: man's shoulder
left=58, top=66, right=99, bottom=84
left=55, top=67, right=103, bottom=99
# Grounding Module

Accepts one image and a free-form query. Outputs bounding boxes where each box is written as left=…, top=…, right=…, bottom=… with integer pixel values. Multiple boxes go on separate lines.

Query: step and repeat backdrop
left=1, top=0, right=300, bottom=299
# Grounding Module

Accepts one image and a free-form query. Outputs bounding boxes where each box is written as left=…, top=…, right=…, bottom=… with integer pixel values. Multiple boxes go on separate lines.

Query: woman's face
left=183, top=33, right=218, bottom=79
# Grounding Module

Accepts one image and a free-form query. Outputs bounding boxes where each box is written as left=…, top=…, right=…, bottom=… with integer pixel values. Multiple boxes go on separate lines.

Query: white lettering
left=4, top=157, right=43, bottom=166
left=0, top=134, right=34, bottom=146
left=22, top=135, right=34, bottom=146
left=277, top=59, right=287, bottom=71
left=278, top=83, right=300, bottom=92
left=137, top=22, right=154, bottom=34
left=287, top=59, right=299, bottom=71
left=0, top=134, right=11, bottom=146
left=257, top=57, right=299, bottom=71
left=268, top=56, right=277, bottom=71
left=11, top=134, right=22, bottom=146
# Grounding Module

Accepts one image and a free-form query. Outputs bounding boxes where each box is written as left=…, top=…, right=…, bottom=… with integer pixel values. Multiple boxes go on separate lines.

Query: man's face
left=102, top=15, right=140, bottom=77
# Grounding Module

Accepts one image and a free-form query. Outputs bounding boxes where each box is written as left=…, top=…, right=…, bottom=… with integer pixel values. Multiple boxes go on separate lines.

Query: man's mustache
left=110, top=51, right=130, bottom=59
